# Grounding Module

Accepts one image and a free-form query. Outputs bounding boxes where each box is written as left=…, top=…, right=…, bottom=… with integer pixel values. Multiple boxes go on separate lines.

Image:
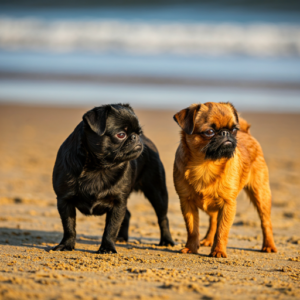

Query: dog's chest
left=75, top=196, right=115, bottom=216
left=75, top=168, right=129, bottom=215
left=186, top=162, right=221, bottom=192
left=185, top=160, right=238, bottom=210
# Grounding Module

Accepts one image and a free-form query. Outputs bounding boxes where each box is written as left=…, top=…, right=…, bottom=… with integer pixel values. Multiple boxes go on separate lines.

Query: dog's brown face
left=174, top=102, right=240, bottom=160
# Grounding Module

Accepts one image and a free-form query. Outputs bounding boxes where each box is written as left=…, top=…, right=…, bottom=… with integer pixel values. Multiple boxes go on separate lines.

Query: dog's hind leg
left=200, top=211, right=218, bottom=247
left=245, top=171, right=277, bottom=253
left=143, top=187, right=174, bottom=246
left=244, top=155, right=277, bottom=253
left=53, top=198, right=76, bottom=251
left=245, top=187, right=277, bottom=253
left=142, top=178, right=174, bottom=246
left=117, top=209, right=131, bottom=242
left=137, top=139, right=174, bottom=246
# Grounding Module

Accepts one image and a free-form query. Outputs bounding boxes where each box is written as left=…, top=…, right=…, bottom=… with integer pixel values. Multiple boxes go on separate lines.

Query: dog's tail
left=239, top=117, right=251, bottom=134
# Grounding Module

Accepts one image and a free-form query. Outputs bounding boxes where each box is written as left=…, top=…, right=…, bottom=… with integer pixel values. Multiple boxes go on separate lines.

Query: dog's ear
left=120, top=103, right=134, bottom=112
left=173, top=104, right=201, bottom=135
left=83, top=106, right=110, bottom=136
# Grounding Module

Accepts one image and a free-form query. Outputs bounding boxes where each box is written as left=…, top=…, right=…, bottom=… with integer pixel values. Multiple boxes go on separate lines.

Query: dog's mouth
left=132, top=144, right=142, bottom=151
left=115, top=142, right=143, bottom=162
left=219, top=138, right=236, bottom=152
left=222, top=140, right=233, bottom=147
left=127, top=143, right=143, bottom=157
left=124, top=141, right=142, bottom=153
left=204, top=136, right=237, bottom=160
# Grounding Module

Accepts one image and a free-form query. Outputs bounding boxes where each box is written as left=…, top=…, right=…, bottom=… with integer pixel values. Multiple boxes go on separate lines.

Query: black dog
left=52, top=104, right=174, bottom=253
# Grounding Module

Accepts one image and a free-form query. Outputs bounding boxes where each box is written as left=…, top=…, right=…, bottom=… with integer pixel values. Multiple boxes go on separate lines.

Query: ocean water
left=0, top=4, right=299, bottom=111
left=1, top=52, right=300, bottom=82
left=1, top=79, right=300, bottom=112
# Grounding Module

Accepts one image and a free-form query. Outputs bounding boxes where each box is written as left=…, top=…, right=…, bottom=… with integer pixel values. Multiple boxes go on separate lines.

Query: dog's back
left=52, top=122, right=85, bottom=198
left=132, top=134, right=167, bottom=195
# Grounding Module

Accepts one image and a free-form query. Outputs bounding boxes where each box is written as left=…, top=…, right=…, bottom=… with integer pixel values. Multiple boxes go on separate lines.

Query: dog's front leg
left=98, top=200, right=127, bottom=254
left=200, top=211, right=218, bottom=247
left=180, top=198, right=199, bottom=254
left=53, top=198, right=76, bottom=251
left=210, top=201, right=236, bottom=258
left=117, top=209, right=131, bottom=242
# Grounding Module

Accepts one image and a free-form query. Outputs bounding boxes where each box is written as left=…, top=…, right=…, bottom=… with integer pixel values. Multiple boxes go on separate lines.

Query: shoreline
left=1, top=71, right=300, bottom=91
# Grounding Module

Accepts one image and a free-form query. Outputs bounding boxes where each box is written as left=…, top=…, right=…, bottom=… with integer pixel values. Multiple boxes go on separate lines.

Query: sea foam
left=0, top=18, right=299, bottom=57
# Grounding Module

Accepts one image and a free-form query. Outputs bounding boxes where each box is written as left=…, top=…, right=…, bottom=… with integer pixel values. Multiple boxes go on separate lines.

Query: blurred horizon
left=0, top=1, right=299, bottom=111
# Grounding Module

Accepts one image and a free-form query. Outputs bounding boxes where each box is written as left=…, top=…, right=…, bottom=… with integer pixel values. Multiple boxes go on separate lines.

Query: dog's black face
left=83, top=104, right=143, bottom=165
left=203, top=127, right=237, bottom=160
left=52, top=103, right=174, bottom=254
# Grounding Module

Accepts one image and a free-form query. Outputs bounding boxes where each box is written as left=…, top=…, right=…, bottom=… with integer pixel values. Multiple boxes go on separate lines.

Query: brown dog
left=173, top=102, right=277, bottom=258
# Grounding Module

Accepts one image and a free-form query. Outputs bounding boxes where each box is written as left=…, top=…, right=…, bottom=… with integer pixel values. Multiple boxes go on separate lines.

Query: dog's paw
left=97, top=248, right=117, bottom=254
left=200, top=238, right=214, bottom=247
left=209, top=249, right=227, bottom=258
left=116, top=236, right=128, bottom=243
left=180, top=247, right=198, bottom=254
left=159, top=237, right=175, bottom=247
left=52, top=243, right=74, bottom=252
left=261, top=245, right=277, bottom=253
left=117, top=230, right=129, bottom=243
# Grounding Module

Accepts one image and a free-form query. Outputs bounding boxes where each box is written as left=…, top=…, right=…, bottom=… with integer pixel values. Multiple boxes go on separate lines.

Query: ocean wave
left=0, top=18, right=300, bottom=57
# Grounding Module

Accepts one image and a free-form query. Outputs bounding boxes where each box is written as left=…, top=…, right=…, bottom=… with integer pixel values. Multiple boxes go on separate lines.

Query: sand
left=0, top=104, right=299, bottom=300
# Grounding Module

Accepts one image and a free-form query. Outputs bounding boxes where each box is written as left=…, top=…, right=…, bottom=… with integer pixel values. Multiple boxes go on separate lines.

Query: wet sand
left=0, top=104, right=299, bottom=300
left=1, top=71, right=300, bottom=91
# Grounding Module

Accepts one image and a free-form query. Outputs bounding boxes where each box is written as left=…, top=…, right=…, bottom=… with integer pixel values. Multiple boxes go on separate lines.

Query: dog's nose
left=131, top=134, right=136, bottom=141
left=221, top=130, right=230, bottom=137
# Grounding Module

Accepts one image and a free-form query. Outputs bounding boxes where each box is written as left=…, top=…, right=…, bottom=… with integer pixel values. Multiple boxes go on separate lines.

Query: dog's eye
left=204, top=129, right=215, bottom=137
left=232, top=128, right=238, bottom=135
left=116, top=132, right=127, bottom=139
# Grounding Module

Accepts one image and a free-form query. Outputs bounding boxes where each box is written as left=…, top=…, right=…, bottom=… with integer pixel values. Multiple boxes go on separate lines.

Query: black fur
left=52, top=104, right=174, bottom=254
left=203, top=130, right=237, bottom=160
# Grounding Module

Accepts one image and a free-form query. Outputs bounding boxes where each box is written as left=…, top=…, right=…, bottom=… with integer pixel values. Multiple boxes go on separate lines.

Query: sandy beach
left=0, top=104, right=299, bottom=300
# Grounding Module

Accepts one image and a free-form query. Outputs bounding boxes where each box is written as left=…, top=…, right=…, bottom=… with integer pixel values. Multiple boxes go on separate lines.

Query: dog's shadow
left=0, top=227, right=61, bottom=251
left=0, top=227, right=182, bottom=255
left=227, top=246, right=261, bottom=253
left=0, top=227, right=261, bottom=256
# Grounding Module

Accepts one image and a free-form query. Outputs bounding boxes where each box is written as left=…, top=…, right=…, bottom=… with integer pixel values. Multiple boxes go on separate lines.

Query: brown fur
left=173, top=102, right=277, bottom=258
